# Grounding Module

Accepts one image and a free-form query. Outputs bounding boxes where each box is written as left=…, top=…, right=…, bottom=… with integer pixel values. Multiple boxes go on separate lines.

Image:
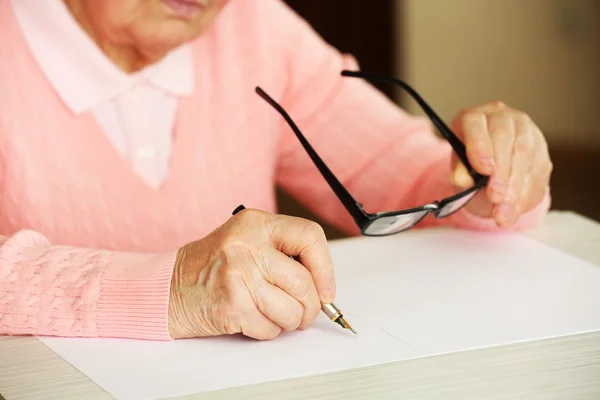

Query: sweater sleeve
left=265, top=0, right=549, bottom=234
left=0, top=229, right=176, bottom=340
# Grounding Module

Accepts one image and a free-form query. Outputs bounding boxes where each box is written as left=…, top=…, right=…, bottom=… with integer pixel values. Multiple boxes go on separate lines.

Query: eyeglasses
left=255, top=70, right=489, bottom=236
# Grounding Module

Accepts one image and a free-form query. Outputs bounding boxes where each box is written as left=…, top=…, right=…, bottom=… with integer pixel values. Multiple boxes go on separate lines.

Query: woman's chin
left=136, top=31, right=193, bottom=59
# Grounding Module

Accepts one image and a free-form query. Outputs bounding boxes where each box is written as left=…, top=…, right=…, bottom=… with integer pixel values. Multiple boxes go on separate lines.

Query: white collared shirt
left=12, top=0, right=194, bottom=189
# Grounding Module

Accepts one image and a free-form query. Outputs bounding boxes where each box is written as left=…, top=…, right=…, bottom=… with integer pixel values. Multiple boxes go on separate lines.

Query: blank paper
left=38, top=229, right=600, bottom=400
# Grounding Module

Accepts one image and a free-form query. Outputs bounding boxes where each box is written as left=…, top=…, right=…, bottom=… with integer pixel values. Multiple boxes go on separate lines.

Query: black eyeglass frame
left=255, top=70, right=489, bottom=236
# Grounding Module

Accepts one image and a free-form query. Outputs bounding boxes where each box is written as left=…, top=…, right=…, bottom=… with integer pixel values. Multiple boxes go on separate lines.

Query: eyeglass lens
left=437, top=191, right=479, bottom=218
left=363, top=210, right=429, bottom=236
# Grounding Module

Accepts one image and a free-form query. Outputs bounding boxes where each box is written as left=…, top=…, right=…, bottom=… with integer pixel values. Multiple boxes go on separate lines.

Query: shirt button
left=137, top=147, right=155, bottom=158
left=132, top=84, right=146, bottom=98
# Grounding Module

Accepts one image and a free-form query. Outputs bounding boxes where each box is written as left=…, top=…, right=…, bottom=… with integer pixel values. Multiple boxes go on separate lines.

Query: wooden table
left=2, top=211, right=600, bottom=400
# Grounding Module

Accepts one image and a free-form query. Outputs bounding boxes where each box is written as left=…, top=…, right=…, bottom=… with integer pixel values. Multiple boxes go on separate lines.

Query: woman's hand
left=167, top=208, right=336, bottom=340
left=450, top=101, right=553, bottom=228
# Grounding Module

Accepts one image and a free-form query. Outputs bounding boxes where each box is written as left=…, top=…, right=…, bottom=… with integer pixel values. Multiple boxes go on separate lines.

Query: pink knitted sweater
left=0, top=0, right=550, bottom=340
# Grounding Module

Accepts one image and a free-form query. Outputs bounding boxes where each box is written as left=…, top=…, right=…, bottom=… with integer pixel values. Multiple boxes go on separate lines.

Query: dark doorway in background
left=277, top=0, right=398, bottom=239
left=283, top=0, right=398, bottom=99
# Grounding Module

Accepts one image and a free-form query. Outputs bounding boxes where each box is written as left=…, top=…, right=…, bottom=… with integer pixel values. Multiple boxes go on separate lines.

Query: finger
left=455, top=110, right=495, bottom=175
left=263, top=249, right=321, bottom=330
left=530, top=127, right=553, bottom=187
left=252, top=279, right=304, bottom=332
left=486, top=112, right=516, bottom=204
left=496, top=113, right=535, bottom=226
left=495, top=173, right=531, bottom=229
left=526, top=174, right=550, bottom=213
left=515, top=174, right=533, bottom=217
left=240, top=306, right=283, bottom=341
left=506, top=113, right=535, bottom=205
left=265, top=215, right=336, bottom=303
left=451, top=161, right=475, bottom=190
left=519, top=129, right=552, bottom=213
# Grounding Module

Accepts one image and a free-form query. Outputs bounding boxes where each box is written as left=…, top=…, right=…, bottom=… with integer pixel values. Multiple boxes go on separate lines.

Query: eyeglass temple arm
left=255, top=87, right=367, bottom=225
left=341, top=70, right=484, bottom=181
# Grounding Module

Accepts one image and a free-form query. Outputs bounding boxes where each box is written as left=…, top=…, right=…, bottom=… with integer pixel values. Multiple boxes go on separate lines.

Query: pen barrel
left=321, top=303, right=342, bottom=321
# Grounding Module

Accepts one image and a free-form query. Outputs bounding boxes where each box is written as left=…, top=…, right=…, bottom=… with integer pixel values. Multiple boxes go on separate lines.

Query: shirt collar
left=11, top=0, right=194, bottom=114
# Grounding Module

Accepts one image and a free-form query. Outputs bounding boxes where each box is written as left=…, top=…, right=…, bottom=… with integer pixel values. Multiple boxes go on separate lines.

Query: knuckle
left=307, top=307, right=320, bottom=324
left=234, top=208, right=269, bottom=228
left=295, top=275, right=312, bottom=297
left=515, top=111, right=531, bottom=122
left=238, top=208, right=261, bottom=220
left=533, top=158, right=553, bottom=178
left=287, top=305, right=304, bottom=330
left=258, top=326, right=282, bottom=341
left=490, top=126, right=512, bottom=139
left=302, top=221, right=326, bottom=243
left=306, top=296, right=321, bottom=320
left=514, top=135, right=534, bottom=154
left=490, top=100, right=506, bottom=110
left=262, top=211, right=280, bottom=229
left=462, top=110, right=484, bottom=126
left=534, top=128, right=548, bottom=147
left=454, top=107, right=470, bottom=120
left=266, top=210, right=298, bottom=228
left=540, top=138, right=550, bottom=154
left=544, top=160, right=554, bottom=176
left=264, top=214, right=295, bottom=240
left=268, top=327, right=283, bottom=340
left=292, top=267, right=314, bottom=295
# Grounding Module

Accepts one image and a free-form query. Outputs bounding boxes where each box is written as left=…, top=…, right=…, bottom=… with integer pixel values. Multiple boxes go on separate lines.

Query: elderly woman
left=0, top=0, right=551, bottom=341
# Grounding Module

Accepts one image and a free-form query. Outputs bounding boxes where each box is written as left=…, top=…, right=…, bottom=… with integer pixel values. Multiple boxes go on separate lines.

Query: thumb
left=451, top=162, right=475, bottom=190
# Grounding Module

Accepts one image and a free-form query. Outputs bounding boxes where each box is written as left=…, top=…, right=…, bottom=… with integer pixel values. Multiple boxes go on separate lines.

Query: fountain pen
left=232, top=204, right=357, bottom=335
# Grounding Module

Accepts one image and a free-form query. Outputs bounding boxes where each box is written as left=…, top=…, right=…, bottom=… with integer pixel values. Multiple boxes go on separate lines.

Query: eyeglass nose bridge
left=424, top=202, right=440, bottom=211
left=424, top=201, right=445, bottom=218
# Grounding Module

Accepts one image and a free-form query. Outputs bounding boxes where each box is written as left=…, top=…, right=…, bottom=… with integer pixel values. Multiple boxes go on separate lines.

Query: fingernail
left=451, top=163, right=473, bottom=189
left=323, top=281, right=336, bottom=302
left=491, top=179, right=506, bottom=198
left=480, top=155, right=495, bottom=172
left=497, top=203, right=513, bottom=223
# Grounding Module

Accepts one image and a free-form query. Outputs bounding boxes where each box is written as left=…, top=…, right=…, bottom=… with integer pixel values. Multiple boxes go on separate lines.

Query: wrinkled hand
left=168, top=209, right=336, bottom=340
left=450, top=101, right=553, bottom=228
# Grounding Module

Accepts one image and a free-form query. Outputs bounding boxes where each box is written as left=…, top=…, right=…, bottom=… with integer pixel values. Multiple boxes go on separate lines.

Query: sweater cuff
left=96, top=251, right=177, bottom=341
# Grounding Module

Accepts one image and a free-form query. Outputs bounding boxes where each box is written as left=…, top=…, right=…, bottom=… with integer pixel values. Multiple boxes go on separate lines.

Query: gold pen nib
left=338, top=317, right=358, bottom=335
left=323, top=304, right=358, bottom=336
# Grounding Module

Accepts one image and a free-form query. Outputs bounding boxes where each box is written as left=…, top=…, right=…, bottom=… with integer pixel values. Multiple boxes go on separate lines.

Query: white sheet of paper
left=38, top=229, right=600, bottom=400
left=39, top=311, right=415, bottom=400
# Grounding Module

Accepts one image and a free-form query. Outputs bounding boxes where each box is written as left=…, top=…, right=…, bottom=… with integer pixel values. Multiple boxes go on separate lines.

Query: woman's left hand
left=449, top=101, right=553, bottom=229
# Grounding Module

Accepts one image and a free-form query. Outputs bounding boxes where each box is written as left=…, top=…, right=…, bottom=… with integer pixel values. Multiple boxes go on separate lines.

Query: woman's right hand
left=167, top=208, right=337, bottom=340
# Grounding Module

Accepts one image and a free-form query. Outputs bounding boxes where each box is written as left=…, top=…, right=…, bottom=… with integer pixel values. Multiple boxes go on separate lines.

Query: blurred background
left=279, top=0, right=600, bottom=239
